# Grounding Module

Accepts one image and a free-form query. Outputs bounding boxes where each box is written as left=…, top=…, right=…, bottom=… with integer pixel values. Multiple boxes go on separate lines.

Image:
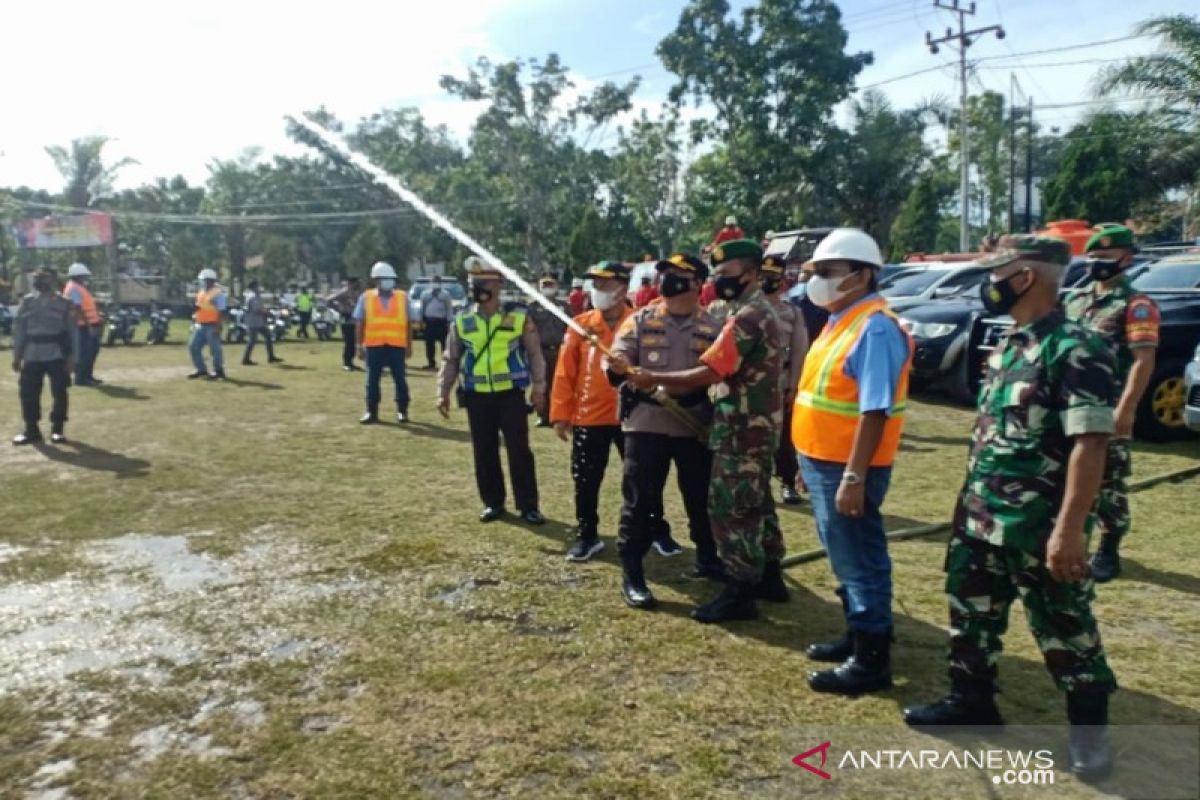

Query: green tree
left=658, top=0, right=870, bottom=225
left=613, top=109, right=686, bottom=256
left=889, top=156, right=956, bottom=259
left=343, top=221, right=390, bottom=281
left=44, top=136, right=137, bottom=208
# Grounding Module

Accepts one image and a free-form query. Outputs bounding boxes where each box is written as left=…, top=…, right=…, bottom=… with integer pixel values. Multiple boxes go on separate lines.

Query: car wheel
left=1136, top=359, right=1197, bottom=442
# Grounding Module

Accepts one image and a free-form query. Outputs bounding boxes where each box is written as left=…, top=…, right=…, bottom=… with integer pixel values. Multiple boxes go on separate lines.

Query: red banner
left=13, top=214, right=113, bottom=249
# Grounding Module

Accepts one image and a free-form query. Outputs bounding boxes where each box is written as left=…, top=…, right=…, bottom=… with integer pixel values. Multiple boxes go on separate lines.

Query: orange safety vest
left=362, top=289, right=409, bottom=348
left=64, top=280, right=100, bottom=326
left=791, top=297, right=912, bottom=467
left=195, top=287, right=223, bottom=324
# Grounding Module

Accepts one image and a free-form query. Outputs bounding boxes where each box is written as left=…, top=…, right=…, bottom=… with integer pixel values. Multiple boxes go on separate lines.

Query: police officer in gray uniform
left=12, top=268, right=77, bottom=445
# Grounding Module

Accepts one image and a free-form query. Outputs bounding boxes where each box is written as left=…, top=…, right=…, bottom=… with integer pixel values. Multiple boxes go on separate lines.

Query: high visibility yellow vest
left=455, top=308, right=530, bottom=393
left=792, top=297, right=912, bottom=467
left=362, top=289, right=409, bottom=347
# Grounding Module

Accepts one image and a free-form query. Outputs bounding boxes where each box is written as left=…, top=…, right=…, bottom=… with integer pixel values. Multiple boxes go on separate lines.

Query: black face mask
left=1087, top=258, right=1125, bottom=282
left=761, top=277, right=782, bottom=295
left=714, top=271, right=748, bottom=301
left=660, top=273, right=694, bottom=298
left=980, top=269, right=1031, bottom=316
left=471, top=284, right=493, bottom=303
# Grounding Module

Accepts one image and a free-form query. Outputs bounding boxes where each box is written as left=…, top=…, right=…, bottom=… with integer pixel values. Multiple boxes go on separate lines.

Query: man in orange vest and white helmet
left=188, top=268, right=228, bottom=380
left=792, top=227, right=913, bottom=696
left=63, top=262, right=103, bottom=386
left=354, top=261, right=412, bottom=424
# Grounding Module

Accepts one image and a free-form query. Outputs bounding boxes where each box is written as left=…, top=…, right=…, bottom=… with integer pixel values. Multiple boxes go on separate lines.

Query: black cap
left=585, top=261, right=631, bottom=282
left=655, top=252, right=709, bottom=282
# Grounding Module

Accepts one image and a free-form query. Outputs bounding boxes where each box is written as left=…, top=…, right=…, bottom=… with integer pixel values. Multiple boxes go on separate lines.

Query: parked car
left=1185, top=342, right=1200, bottom=432
left=409, top=279, right=467, bottom=339
left=884, top=263, right=992, bottom=312
left=973, top=253, right=1200, bottom=441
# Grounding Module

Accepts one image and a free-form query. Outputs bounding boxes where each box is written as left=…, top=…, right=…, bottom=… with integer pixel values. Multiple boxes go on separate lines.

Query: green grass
left=0, top=327, right=1198, bottom=799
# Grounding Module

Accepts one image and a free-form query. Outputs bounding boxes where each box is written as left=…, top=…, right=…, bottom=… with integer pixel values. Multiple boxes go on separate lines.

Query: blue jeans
left=365, top=346, right=409, bottom=412
left=189, top=324, right=224, bottom=373
left=75, top=327, right=100, bottom=383
left=800, top=455, right=894, bottom=634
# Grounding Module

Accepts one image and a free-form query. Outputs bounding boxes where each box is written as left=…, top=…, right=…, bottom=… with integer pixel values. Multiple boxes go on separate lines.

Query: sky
left=0, top=0, right=1189, bottom=195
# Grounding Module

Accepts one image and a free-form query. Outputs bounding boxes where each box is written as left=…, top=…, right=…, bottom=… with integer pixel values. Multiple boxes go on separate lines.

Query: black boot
left=1090, top=537, right=1121, bottom=584
left=1067, top=691, right=1112, bottom=782
left=806, top=588, right=852, bottom=662
left=809, top=630, right=892, bottom=695
left=903, top=675, right=1004, bottom=728
left=360, top=405, right=379, bottom=425
left=692, top=581, right=758, bottom=624
left=12, top=428, right=42, bottom=446
left=754, top=560, right=790, bottom=603
left=50, top=423, right=66, bottom=444
left=620, top=553, right=656, bottom=610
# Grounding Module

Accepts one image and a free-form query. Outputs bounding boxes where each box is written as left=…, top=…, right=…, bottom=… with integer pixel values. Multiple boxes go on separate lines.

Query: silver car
left=1186, top=342, right=1200, bottom=431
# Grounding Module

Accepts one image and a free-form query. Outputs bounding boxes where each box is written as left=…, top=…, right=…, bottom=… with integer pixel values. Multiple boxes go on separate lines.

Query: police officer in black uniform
left=12, top=268, right=77, bottom=445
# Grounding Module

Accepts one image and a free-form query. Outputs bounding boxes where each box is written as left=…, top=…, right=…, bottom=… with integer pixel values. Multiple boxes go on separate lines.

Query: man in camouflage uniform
left=624, top=239, right=787, bottom=624
left=904, top=236, right=1118, bottom=783
left=1064, top=224, right=1159, bottom=582
left=761, top=255, right=809, bottom=505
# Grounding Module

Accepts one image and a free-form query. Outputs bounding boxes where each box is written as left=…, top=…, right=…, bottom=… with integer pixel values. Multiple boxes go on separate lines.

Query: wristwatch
left=841, top=470, right=864, bottom=486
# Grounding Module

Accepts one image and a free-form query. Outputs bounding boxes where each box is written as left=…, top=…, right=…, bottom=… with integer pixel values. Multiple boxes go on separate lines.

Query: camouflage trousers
left=1095, top=437, right=1132, bottom=545
left=708, top=446, right=785, bottom=583
left=944, top=528, right=1117, bottom=693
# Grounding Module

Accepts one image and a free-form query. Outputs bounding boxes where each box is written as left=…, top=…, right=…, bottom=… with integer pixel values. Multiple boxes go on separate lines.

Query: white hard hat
left=463, top=256, right=483, bottom=271
left=725, top=215, right=737, bottom=226
left=811, top=228, right=884, bottom=269
left=370, top=261, right=397, bottom=279
left=67, top=263, right=91, bottom=278
left=198, top=268, right=218, bottom=281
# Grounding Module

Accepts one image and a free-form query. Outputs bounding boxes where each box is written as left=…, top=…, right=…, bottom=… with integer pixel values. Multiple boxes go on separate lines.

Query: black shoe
left=396, top=411, right=409, bottom=424
left=755, top=561, right=790, bottom=603
left=88, top=377, right=103, bottom=385
left=269, top=357, right=284, bottom=364
left=242, top=359, right=257, bottom=366
left=566, top=538, right=604, bottom=562
left=692, top=581, right=758, bottom=624
left=806, top=633, right=853, bottom=663
left=50, top=428, right=66, bottom=444
left=12, top=431, right=42, bottom=446
left=691, top=560, right=730, bottom=581
left=208, top=370, right=226, bottom=381
left=520, top=510, right=545, bottom=525
left=1067, top=691, right=1112, bottom=782
left=904, top=679, right=1004, bottom=728
left=343, top=365, right=353, bottom=371
left=186, top=370, right=208, bottom=379
left=535, top=419, right=551, bottom=429
left=652, top=534, right=684, bottom=557
left=781, top=485, right=803, bottom=505
left=621, top=556, right=656, bottom=609
left=808, top=631, right=892, bottom=695
left=479, top=506, right=505, bottom=523
left=359, top=412, right=379, bottom=425
left=1090, top=543, right=1121, bottom=584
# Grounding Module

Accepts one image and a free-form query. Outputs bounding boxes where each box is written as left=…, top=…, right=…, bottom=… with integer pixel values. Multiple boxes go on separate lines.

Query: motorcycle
left=267, top=308, right=290, bottom=343
left=105, top=306, right=140, bottom=346
left=225, top=306, right=249, bottom=344
left=147, top=308, right=172, bottom=344
left=312, top=303, right=338, bottom=341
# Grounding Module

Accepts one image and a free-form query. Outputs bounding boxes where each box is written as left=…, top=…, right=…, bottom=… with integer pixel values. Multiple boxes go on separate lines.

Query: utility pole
left=926, top=1, right=1005, bottom=251
left=1007, top=74, right=1021, bottom=233
left=1024, top=97, right=1035, bottom=232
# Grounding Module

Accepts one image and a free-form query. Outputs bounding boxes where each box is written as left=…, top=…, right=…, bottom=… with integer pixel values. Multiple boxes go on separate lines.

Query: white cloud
left=0, top=0, right=535, bottom=192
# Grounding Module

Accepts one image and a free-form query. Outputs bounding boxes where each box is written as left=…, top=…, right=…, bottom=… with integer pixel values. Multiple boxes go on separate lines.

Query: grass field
left=1, top=325, right=1198, bottom=799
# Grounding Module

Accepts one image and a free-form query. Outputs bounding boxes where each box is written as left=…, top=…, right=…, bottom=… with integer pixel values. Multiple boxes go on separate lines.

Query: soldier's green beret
left=761, top=255, right=785, bottom=274
left=980, top=235, right=1071, bottom=269
left=585, top=261, right=631, bottom=281
left=710, top=239, right=763, bottom=266
left=656, top=252, right=709, bottom=282
left=1085, top=225, right=1135, bottom=253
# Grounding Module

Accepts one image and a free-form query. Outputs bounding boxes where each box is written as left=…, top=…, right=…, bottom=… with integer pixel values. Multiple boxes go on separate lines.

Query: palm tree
left=44, top=136, right=137, bottom=208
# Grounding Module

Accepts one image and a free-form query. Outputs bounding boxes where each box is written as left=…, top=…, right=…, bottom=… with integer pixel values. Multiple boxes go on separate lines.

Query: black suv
left=972, top=255, right=1200, bottom=441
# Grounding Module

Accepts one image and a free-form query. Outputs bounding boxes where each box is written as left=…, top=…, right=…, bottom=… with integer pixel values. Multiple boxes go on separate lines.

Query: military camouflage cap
left=584, top=260, right=631, bottom=281
left=1085, top=224, right=1135, bottom=253
left=710, top=238, right=763, bottom=266
left=656, top=252, right=709, bottom=282
left=761, top=254, right=785, bottom=275
left=979, top=234, right=1071, bottom=269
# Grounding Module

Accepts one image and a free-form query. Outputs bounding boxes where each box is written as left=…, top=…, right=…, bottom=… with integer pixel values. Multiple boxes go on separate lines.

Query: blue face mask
left=379, top=279, right=396, bottom=291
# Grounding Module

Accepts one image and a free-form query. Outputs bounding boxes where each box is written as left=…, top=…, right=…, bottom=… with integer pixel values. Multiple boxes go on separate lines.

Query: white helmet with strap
left=197, top=268, right=218, bottom=282
left=811, top=228, right=884, bottom=268
left=370, top=261, right=397, bottom=279
left=67, top=263, right=92, bottom=278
